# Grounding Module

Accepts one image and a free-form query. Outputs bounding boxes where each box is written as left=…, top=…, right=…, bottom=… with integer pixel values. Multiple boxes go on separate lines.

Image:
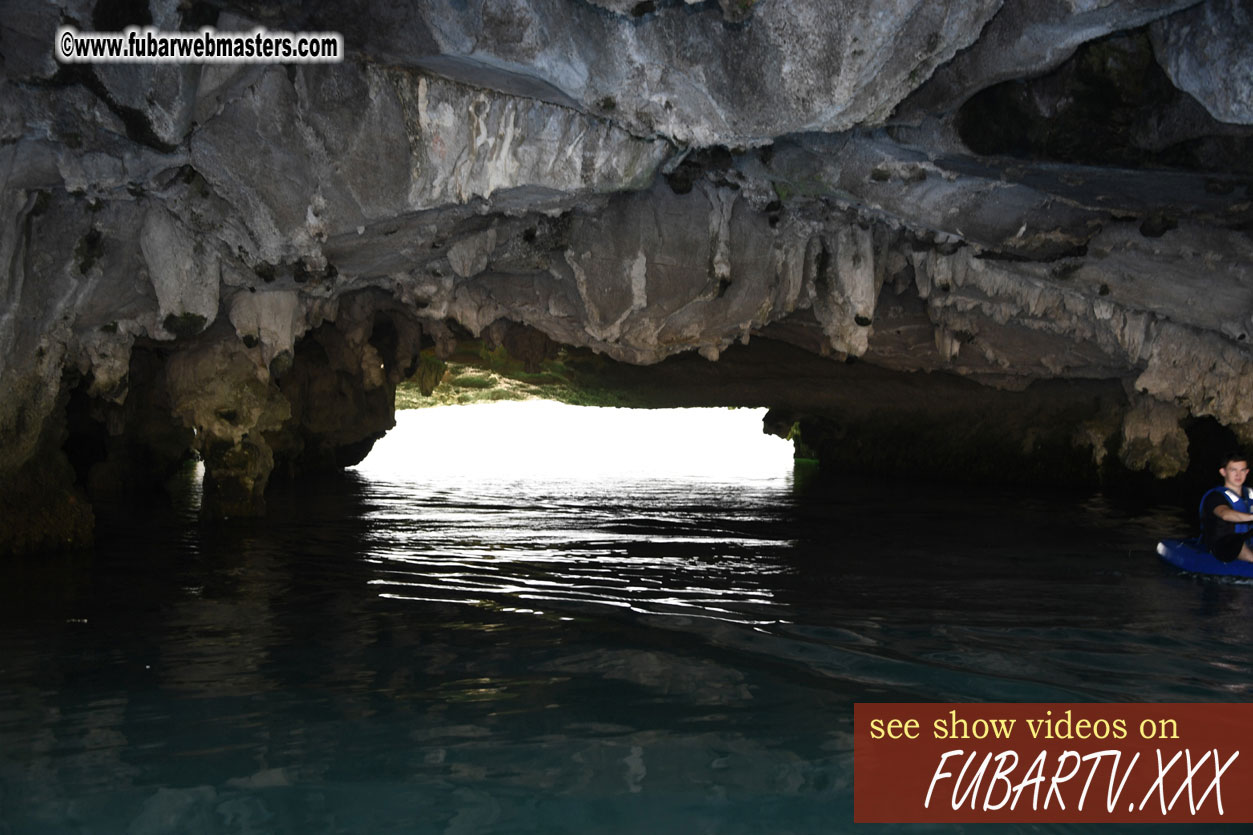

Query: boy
left=1201, top=453, right=1253, bottom=563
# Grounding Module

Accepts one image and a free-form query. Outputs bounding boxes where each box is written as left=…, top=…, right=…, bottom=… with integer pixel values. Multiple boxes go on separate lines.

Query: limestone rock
left=894, top=0, right=1200, bottom=121
left=447, top=230, right=498, bottom=279
left=189, top=62, right=668, bottom=270
left=1119, top=394, right=1190, bottom=477
left=140, top=207, right=219, bottom=338
left=3, top=0, right=1253, bottom=550
left=164, top=339, right=289, bottom=516
left=91, top=0, right=200, bottom=148
left=328, top=0, right=1004, bottom=145
left=1151, top=0, right=1253, bottom=125
left=227, top=289, right=306, bottom=369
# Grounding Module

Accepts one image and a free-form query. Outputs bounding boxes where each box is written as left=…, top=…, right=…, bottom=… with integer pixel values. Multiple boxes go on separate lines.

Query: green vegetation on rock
left=395, top=342, right=657, bottom=410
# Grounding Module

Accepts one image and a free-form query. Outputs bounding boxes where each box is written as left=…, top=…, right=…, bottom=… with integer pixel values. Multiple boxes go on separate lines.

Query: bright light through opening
left=353, top=401, right=794, bottom=483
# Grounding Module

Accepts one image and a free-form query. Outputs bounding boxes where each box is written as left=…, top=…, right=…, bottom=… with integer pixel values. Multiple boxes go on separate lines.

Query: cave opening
left=352, top=400, right=798, bottom=486
left=7, top=2, right=1253, bottom=826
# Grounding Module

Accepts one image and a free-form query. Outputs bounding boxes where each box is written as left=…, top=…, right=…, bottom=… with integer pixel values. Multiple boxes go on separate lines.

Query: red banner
left=855, top=703, right=1253, bottom=823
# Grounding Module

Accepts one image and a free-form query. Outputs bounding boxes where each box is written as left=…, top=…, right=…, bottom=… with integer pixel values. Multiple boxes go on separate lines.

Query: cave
left=5, top=2, right=1253, bottom=553
left=3, top=0, right=1253, bottom=829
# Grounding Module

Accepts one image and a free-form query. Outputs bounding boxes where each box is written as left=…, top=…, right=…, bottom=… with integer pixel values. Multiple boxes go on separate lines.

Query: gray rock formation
left=1152, top=0, right=1253, bottom=124
left=2, top=0, right=1253, bottom=553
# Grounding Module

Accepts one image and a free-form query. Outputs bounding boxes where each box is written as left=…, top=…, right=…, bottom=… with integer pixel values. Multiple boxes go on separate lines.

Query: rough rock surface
left=2, top=0, right=1253, bottom=553
left=1151, top=0, right=1253, bottom=124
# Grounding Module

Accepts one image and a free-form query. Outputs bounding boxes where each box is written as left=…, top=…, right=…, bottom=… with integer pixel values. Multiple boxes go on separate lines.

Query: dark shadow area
left=957, top=29, right=1253, bottom=175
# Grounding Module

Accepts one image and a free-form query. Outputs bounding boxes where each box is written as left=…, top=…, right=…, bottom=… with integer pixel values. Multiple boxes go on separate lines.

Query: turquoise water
left=1, top=414, right=1250, bottom=833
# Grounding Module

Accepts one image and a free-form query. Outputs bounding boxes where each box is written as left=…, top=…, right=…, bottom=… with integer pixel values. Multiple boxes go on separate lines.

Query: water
left=1, top=405, right=1251, bottom=834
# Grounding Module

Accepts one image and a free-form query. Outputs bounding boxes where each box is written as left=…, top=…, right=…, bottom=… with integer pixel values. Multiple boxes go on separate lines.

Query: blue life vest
left=1199, top=486, right=1253, bottom=535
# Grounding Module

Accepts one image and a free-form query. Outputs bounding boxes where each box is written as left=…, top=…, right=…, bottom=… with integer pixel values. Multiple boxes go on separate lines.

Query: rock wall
left=2, top=0, right=1252, bottom=553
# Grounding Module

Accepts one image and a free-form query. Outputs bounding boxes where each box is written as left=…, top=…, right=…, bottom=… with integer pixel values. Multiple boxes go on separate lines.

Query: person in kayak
left=1201, top=452, right=1253, bottom=563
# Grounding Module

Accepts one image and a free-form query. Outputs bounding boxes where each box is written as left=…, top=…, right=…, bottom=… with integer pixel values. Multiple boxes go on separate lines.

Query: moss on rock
left=395, top=339, right=658, bottom=410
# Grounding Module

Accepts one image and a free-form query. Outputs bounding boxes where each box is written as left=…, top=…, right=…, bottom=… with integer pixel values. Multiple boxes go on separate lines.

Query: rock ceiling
left=2, top=0, right=1252, bottom=551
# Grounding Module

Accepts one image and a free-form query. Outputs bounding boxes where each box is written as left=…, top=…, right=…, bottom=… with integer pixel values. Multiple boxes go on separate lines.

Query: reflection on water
left=361, top=479, right=789, bottom=626
left=1, top=406, right=1252, bottom=833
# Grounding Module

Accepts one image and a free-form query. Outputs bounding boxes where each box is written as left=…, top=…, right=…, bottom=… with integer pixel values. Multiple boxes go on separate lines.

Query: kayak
left=1156, top=538, right=1253, bottom=578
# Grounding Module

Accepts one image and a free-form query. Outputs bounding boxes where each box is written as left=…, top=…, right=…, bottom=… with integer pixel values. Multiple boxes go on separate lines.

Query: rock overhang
left=2, top=0, right=1252, bottom=554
